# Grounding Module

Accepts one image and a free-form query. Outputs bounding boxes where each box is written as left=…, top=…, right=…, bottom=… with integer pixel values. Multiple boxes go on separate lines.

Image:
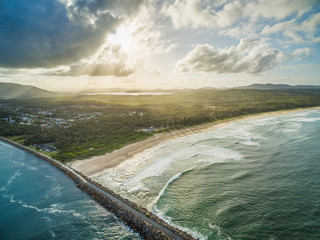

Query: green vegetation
left=1, top=88, right=320, bottom=162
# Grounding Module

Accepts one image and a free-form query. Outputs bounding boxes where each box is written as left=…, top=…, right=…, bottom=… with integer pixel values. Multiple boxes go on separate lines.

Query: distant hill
left=0, top=82, right=58, bottom=99
left=79, top=88, right=177, bottom=93
left=236, top=83, right=320, bottom=90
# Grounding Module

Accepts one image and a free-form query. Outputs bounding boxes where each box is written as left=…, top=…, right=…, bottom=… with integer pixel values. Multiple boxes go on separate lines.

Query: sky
left=0, top=0, right=319, bottom=91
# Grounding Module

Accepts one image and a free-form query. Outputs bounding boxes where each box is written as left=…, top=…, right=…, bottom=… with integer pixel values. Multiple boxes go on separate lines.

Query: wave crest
left=151, top=169, right=193, bottom=207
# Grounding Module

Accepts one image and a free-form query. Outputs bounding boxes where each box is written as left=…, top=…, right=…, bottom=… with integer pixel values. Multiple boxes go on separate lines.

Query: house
left=138, top=126, right=156, bottom=133
left=34, top=143, right=56, bottom=152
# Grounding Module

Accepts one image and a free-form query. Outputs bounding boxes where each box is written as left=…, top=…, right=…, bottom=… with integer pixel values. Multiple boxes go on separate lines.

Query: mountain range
left=1, top=82, right=320, bottom=99
left=235, top=83, right=320, bottom=90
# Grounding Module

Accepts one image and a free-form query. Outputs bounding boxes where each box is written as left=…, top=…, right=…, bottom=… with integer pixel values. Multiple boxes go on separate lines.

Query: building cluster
left=137, top=126, right=165, bottom=133
left=0, top=103, right=103, bottom=128
left=34, top=143, right=56, bottom=152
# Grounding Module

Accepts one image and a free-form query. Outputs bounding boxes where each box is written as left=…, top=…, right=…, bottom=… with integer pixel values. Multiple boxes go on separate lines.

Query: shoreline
left=70, top=106, right=320, bottom=177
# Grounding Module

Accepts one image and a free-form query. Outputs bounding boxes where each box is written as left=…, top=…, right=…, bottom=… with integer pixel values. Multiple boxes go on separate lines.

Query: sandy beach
left=70, top=106, right=320, bottom=177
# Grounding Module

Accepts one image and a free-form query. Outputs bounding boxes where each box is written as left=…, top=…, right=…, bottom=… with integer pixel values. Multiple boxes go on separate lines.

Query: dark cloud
left=0, top=0, right=143, bottom=68
left=177, top=39, right=284, bottom=74
left=69, top=0, right=144, bottom=16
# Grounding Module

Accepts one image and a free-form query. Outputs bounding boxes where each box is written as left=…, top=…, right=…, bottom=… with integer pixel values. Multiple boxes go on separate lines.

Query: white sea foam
left=126, top=184, right=149, bottom=193
left=121, top=156, right=173, bottom=191
left=290, top=111, right=309, bottom=117
left=153, top=205, right=208, bottom=240
left=281, top=127, right=300, bottom=133
left=2, top=194, right=16, bottom=203
left=120, top=146, right=241, bottom=199
left=5, top=170, right=21, bottom=188
left=206, top=125, right=253, bottom=140
left=290, top=109, right=319, bottom=117
left=103, top=110, right=316, bottom=191
left=203, top=120, right=266, bottom=142
left=239, top=140, right=260, bottom=146
left=44, top=185, right=63, bottom=199
left=209, top=223, right=232, bottom=240
left=11, top=160, right=24, bottom=167
left=290, top=117, right=320, bottom=123
left=193, top=147, right=243, bottom=163
left=98, top=116, right=258, bottom=191
left=101, top=108, right=297, bottom=196
left=42, top=216, right=52, bottom=223
left=284, top=122, right=302, bottom=128
left=96, top=142, right=169, bottom=185
left=111, top=214, right=142, bottom=238
left=49, top=230, right=56, bottom=238
left=118, top=145, right=242, bottom=193
left=209, top=223, right=222, bottom=236
left=279, top=117, right=318, bottom=133
left=2, top=193, right=82, bottom=217
left=101, top=108, right=319, bottom=238
left=96, top=138, right=198, bottom=191
left=27, top=166, right=37, bottom=171
left=21, top=202, right=82, bottom=217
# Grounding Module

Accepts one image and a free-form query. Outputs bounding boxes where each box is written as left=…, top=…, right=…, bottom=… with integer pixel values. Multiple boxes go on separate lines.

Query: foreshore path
left=0, top=137, right=192, bottom=240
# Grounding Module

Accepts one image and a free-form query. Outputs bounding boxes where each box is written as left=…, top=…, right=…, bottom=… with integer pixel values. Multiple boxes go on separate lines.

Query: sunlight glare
left=108, top=25, right=132, bottom=52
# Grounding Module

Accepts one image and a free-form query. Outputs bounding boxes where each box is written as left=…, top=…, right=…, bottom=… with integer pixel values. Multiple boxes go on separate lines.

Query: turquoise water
left=97, top=109, right=320, bottom=239
left=0, top=142, right=140, bottom=240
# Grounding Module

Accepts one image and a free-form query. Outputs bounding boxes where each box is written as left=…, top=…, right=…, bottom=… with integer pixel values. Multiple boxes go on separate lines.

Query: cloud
left=51, top=42, right=137, bottom=76
left=291, top=48, right=314, bottom=60
left=244, top=0, right=315, bottom=21
left=219, top=23, right=259, bottom=39
left=177, top=38, right=284, bottom=74
left=0, top=0, right=172, bottom=76
left=215, top=0, right=245, bottom=27
left=64, top=1, right=177, bottom=77
left=62, top=62, right=135, bottom=77
left=161, top=0, right=317, bottom=29
left=0, top=0, right=144, bottom=68
left=126, top=4, right=172, bottom=54
left=261, top=13, right=320, bottom=43
left=61, top=0, right=144, bottom=22
left=161, top=0, right=216, bottom=29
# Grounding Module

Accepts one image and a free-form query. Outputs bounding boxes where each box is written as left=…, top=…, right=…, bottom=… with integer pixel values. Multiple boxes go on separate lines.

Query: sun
left=108, top=25, right=132, bottom=52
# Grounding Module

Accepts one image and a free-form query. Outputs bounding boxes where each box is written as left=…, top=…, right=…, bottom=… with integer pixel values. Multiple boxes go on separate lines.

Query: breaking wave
left=151, top=168, right=194, bottom=207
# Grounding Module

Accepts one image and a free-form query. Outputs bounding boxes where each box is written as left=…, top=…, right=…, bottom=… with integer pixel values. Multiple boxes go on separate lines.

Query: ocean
left=0, top=141, right=140, bottom=239
left=96, top=109, right=320, bottom=240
